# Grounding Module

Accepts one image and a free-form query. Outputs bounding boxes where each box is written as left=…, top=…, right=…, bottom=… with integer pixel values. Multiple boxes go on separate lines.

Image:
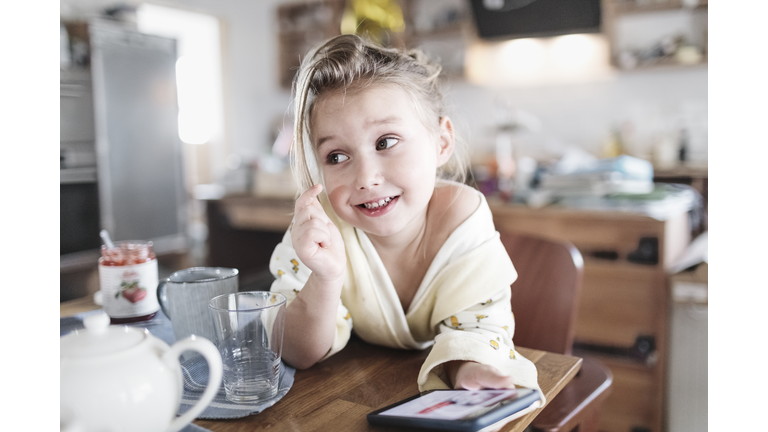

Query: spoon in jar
left=100, top=229, right=115, bottom=249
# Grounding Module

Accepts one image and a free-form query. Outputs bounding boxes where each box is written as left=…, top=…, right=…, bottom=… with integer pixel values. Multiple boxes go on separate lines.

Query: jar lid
left=60, top=312, right=146, bottom=358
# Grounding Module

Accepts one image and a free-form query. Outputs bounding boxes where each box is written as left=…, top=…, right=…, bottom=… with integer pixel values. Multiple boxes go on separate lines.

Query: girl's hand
left=449, top=361, right=517, bottom=391
left=291, top=184, right=346, bottom=285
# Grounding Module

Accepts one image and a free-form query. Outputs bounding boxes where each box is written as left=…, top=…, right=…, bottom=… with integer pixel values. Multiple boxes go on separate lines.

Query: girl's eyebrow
left=366, top=115, right=402, bottom=126
left=316, top=116, right=403, bottom=150
left=317, top=135, right=335, bottom=150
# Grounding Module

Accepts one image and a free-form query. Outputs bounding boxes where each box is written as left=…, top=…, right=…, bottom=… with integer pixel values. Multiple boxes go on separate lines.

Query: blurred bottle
left=653, top=131, right=679, bottom=169
left=495, top=128, right=516, bottom=200
left=602, top=128, right=625, bottom=158
left=493, top=100, right=517, bottom=201
left=678, top=129, right=689, bottom=163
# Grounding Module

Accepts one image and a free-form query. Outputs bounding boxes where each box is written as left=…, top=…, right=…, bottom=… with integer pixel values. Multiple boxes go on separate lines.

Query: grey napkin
left=60, top=308, right=296, bottom=421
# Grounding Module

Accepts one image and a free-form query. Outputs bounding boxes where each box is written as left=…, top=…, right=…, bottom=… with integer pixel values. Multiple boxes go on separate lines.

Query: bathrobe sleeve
left=414, top=234, right=545, bottom=405
left=268, top=227, right=353, bottom=361
left=427, top=288, right=541, bottom=391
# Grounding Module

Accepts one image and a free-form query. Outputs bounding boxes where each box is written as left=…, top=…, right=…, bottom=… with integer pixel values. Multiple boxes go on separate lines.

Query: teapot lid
left=60, top=312, right=147, bottom=358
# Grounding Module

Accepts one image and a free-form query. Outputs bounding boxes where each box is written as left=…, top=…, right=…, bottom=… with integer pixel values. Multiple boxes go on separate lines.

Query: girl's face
left=311, top=84, right=454, bottom=239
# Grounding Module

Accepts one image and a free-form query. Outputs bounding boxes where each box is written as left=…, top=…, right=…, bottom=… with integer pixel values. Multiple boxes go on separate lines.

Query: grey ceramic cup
left=157, top=267, right=239, bottom=346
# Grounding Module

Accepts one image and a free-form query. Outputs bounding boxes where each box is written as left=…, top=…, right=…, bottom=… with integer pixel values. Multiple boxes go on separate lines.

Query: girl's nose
left=354, top=155, right=383, bottom=190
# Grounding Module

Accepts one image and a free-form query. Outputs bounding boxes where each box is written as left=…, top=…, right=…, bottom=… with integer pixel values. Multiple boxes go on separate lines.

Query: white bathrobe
left=269, top=186, right=543, bottom=402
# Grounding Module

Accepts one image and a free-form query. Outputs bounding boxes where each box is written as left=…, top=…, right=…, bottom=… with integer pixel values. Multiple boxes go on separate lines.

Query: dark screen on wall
left=469, top=0, right=602, bottom=40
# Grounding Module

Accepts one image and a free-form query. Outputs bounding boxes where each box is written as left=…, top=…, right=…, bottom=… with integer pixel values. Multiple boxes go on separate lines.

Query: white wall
left=61, top=0, right=707, bottom=182
left=448, top=65, right=708, bottom=163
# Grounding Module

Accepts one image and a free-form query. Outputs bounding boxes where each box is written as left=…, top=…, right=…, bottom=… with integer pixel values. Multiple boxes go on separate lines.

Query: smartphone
left=367, top=388, right=541, bottom=432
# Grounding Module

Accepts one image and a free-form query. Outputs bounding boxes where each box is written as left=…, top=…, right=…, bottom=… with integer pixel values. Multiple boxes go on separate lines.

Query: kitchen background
left=32, top=0, right=764, bottom=430
left=58, top=0, right=711, bottom=281
left=62, top=0, right=708, bottom=191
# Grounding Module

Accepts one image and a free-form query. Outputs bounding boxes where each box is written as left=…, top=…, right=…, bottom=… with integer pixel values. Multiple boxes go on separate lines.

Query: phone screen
left=378, top=389, right=533, bottom=421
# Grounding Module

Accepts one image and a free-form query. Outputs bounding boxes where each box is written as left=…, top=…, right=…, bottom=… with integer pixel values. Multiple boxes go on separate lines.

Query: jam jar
left=97, top=241, right=160, bottom=323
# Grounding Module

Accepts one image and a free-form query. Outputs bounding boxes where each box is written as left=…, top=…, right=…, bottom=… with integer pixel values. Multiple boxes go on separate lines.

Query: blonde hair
left=290, top=34, right=469, bottom=193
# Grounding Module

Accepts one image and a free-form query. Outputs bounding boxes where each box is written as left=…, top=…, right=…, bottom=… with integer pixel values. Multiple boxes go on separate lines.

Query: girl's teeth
left=364, top=197, right=392, bottom=209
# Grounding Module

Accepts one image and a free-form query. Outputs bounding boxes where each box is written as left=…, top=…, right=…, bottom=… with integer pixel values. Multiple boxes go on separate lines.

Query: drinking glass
left=208, top=291, right=286, bottom=403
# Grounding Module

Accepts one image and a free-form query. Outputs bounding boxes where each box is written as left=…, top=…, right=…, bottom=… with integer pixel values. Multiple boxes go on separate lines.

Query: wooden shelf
left=609, top=0, right=708, bottom=14
left=581, top=256, right=662, bottom=271
left=602, top=0, right=708, bottom=72
left=653, top=163, right=708, bottom=178
left=275, top=0, right=346, bottom=89
left=619, top=54, right=707, bottom=71
left=273, top=0, right=473, bottom=85
left=404, top=22, right=467, bottom=40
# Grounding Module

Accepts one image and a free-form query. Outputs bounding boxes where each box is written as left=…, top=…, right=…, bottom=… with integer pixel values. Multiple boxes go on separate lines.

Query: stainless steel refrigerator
left=89, top=20, right=187, bottom=254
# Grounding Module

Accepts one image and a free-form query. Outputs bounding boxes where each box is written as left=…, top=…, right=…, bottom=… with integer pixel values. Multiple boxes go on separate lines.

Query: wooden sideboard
left=488, top=199, right=690, bottom=432
left=204, top=196, right=294, bottom=290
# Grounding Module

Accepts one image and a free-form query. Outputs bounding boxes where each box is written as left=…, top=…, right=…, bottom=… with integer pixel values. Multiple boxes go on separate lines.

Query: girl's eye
left=327, top=153, right=349, bottom=165
left=376, top=138, right=398, bottom=151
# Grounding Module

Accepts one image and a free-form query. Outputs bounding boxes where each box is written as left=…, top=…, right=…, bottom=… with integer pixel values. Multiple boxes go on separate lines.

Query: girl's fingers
left=295, top=183, right=323, bottom=210
left=290, top=183, right=345, bottom=277
left=296, top=203, right=330, bottom=226
left=480, top=372, right=515, bottom=390
left=456, top=363, right=516, bottom=390
left=295, top=184, right=330, bottom=224
left=295, top=225, right=332, bottom=254
left=477, top=372, right=516, bottom=390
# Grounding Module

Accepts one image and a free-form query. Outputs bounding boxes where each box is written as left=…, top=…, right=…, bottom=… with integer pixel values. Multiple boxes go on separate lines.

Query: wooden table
left=61, top=298, right=582, bottom=432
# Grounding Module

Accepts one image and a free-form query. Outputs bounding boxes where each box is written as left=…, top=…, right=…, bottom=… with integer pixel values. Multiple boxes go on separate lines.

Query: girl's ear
left=436, top=116, right=455, bottom=167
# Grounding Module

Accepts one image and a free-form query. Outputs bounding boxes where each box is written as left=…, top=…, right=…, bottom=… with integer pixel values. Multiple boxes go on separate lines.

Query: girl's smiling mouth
left=356, top=196, right=399, bottom=216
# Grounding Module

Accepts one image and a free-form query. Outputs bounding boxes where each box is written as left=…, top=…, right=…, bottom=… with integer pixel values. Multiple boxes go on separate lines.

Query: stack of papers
left=556, top=184, right=699, bottom=220
left=539, top=155, right=654, bottom=197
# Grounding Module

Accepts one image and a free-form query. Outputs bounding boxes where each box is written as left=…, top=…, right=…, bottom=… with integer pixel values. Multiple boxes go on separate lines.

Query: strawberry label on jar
left=117, top=269, right=147, bottom=303
left=99, top=260, right=159, bottom=318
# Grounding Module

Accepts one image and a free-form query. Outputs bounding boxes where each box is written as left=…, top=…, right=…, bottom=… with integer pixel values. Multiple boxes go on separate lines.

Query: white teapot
left=60, top=312, right=222, bottom=432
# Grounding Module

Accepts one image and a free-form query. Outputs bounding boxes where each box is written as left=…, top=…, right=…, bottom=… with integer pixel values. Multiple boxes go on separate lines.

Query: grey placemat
left=60, top=308, right=296, bottom=420
left=180, top=423, right=211, bottom=432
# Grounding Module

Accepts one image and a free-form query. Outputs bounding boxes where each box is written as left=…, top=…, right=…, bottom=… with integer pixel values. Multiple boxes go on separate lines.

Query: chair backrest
left=499, top=231, right=584, bottom=356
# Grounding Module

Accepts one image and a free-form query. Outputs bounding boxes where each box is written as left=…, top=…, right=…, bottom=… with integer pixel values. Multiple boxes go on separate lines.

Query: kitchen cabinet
left=488, top=200, right=690, bottom=432
left=61, top=67, right=101, bottom=260
left=602, top=0, right=708, bottom=70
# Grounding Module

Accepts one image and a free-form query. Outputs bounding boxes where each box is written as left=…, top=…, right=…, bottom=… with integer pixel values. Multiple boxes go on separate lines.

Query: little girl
left=269, top=34, right=543, bottom=399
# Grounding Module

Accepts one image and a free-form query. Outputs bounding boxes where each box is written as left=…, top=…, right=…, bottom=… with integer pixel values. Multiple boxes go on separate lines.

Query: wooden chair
left=499, top=231, right=613, bottom=432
